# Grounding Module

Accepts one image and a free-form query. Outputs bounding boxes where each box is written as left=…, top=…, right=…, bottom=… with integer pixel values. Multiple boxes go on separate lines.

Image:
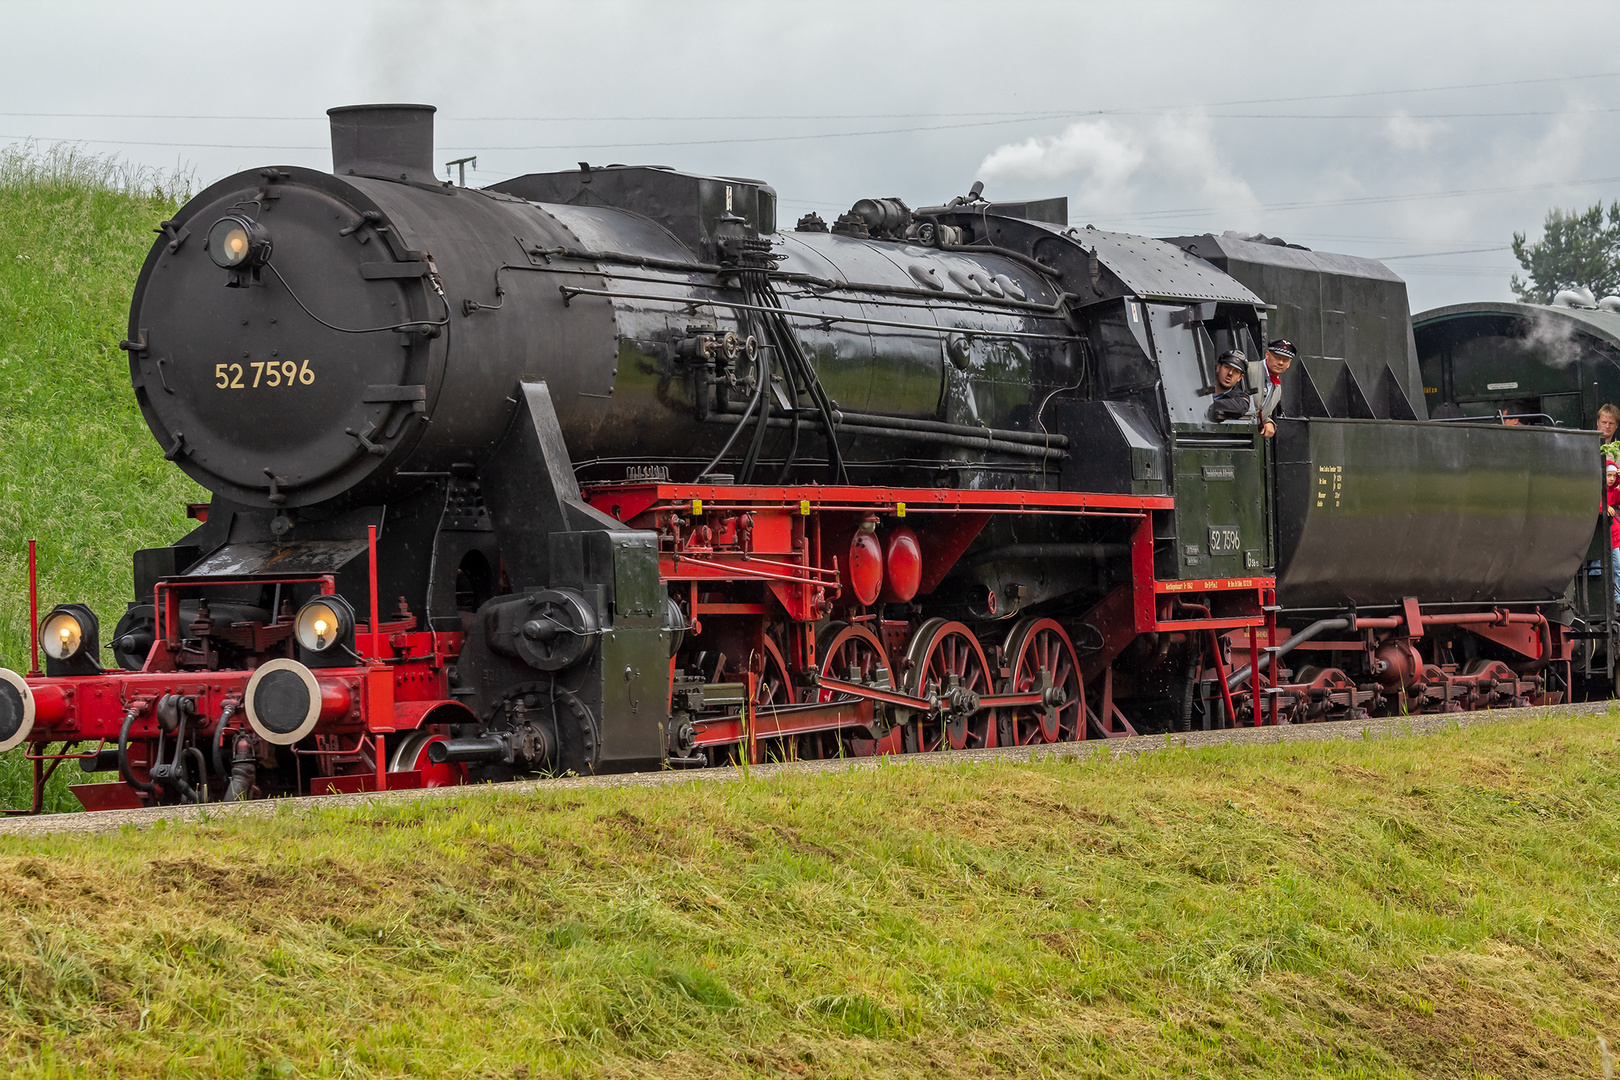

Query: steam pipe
left=937, top=239, right=1070, bottom=284
left=697, top=360, right=767, bottom=480
left=770, top=269, right=1069, bottom=314
left=703, top=412, right=1068, bottom=461
left=737, top=331, right=774, bottom=483
left=1225, top=609, right=1556, bottom=690
left=832, top=410, right=1070, bottom=448
left=1349, top=616, right=1403, bottom=629
left=720, top=400, right=1068, bottom=448
left=1226, top=618, right=1349, bottom=689
left=1422, top=611, right=1543, bottom=626
left=558, top=285, right=1076, bottom=343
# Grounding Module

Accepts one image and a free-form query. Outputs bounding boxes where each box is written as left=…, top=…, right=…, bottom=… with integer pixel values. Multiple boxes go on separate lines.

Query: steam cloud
left=976, top=114, right=1258, bottom=226
left=1522, top=309, right=1585, bottom=369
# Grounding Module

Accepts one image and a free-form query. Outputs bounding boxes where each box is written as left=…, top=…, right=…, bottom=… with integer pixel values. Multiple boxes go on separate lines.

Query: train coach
left=0, top=104, right=1599, bottom=810
left=1412, top=298, right=1620, bottom=689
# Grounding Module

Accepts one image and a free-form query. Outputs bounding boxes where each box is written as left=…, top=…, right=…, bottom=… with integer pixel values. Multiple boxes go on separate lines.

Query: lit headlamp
left=40, top=603, right=101, bottom=676
left=295, top=596, right=355, bottom=656
left=206, top=214, right=271, bottom=269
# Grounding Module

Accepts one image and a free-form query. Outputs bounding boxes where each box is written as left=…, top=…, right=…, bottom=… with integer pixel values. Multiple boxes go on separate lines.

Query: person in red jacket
left=1607, top=461, right=1620, bottom=603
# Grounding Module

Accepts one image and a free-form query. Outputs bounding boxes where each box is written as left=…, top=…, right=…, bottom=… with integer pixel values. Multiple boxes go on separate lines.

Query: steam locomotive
left=0, top=104, right=1598, bottom=810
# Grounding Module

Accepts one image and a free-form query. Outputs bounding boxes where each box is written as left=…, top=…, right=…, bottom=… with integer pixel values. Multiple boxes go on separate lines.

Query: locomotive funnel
left=327, top=103, right=437, bottom=183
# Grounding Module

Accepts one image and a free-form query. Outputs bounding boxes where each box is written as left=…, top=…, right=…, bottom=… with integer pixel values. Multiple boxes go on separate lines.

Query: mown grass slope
left=0, top=712, right=1616, bottom=1078
left=0, top=146, right=199, bottom=811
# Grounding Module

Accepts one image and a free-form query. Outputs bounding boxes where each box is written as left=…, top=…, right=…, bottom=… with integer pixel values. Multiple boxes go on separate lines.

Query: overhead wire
left=7, top=103, right=1618, bottom=155
left=6, top=73, right=1606, bottom=300
left=6, top=69, right=1618, bottom=124
left=1098, top=173, right=1620, bottom=224
left=5, top=70, right=1619, bottom=153
left=1375, top=246, right=1509, bottom=260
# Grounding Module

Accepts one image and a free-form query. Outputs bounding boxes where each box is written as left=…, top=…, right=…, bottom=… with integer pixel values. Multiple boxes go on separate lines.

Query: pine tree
left=1510, top=201, right=1620, bottom=303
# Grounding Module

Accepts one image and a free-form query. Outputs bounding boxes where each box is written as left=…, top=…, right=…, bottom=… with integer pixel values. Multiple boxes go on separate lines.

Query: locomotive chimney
left=327, top=103, right=438, bottom=184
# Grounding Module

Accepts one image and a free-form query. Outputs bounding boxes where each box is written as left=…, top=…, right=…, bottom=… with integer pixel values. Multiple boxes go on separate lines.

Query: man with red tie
left=1258, top=339, right=1296, bottom=438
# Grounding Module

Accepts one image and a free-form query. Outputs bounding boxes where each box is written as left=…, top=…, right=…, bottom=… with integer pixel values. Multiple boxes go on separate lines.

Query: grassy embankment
left=0, top=711, right=1617, bottom=1077
left=0, top=145, right=200, bottom=810
left=0, top=144, right=1617, bottom=1077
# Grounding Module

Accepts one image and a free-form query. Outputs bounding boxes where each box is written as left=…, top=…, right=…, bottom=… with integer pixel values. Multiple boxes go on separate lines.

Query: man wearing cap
left=1206, top=349, right=1253, bottom=422
left=1258, top=339, right=1296, bottom=438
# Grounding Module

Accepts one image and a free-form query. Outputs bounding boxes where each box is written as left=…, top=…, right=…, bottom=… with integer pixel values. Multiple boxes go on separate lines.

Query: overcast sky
left=4, top=0, right=1619, bottom=311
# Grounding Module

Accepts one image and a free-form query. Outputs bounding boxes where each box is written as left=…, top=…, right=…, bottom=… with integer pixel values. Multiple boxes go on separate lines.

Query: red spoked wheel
left=757, top=634, right=798, bottom=710
left=816, top=622, right=898, bottom=756
left=904, top=619, right=996, bottom=752
left=750, top=633, right=801, bottom=762
left=388, top=731, right=469, bottom=788
left=1001, top=618, right=1083, bottom=745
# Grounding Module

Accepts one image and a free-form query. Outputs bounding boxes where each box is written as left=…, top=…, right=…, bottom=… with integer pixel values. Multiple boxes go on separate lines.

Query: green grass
left=0, top=147, right=1617, bottom=1075
left=0, top=145, right=201, bottom=811
left=0, top=712, right=1616, bottom=1077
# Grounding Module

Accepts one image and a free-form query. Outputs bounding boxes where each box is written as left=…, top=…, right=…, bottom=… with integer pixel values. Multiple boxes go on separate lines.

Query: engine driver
left=1207, top=349, right=1252, bottom=422
left=1598, top=402, right=1618, bottom=460
left=1259, top=338, right=1296, bottom=438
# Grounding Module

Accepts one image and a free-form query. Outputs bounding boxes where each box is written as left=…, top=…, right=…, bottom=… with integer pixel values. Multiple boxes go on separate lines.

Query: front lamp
left=295, top=596, right=355, bottom=655
left=206, top=214, right=271, bottom=269
left=40, top=604, right=101, bottom=676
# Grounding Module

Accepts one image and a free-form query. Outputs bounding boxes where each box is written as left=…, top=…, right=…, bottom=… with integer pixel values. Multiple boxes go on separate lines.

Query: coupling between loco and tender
left=0, top=103, right=1597, bottom=812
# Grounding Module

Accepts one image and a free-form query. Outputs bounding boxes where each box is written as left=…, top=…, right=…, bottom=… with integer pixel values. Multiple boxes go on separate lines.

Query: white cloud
left=1152, top=114, right=1255, bottom=218
left=1383, top=110, right=1446, bottom=151
left=1507, top=104, right=1592, bottom=187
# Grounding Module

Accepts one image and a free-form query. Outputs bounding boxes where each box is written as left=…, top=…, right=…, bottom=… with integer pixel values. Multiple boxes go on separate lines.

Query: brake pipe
left=211, top=700, right=241, bottom=779
left=116, top=702, right=156, bottom=795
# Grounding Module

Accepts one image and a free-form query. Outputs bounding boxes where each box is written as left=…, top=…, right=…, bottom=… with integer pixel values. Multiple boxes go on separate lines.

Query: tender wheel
left=816, top=622, right=897, bottom=756
left=1002, top=618, right=1083, bottom=744
left=388, top=731, right=468, bottom=788
left=904, top=619, right=995, bottom=752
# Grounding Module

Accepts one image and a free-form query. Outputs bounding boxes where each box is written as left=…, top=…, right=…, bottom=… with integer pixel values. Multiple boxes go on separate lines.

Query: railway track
left=1, top=700, right=1608, bottom=838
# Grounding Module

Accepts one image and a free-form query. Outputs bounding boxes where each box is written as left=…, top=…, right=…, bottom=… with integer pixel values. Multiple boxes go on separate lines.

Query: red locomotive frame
left=10, top=479, right=1566, bottom=812
left=10, top=481, right=1271, bottom=810
left=587, top=482, right=1267, bottom=761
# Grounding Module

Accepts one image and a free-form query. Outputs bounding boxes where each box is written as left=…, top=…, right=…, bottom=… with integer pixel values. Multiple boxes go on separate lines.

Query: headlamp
left=206, top=214, right=271, bottom=269
left=40, top=603, right=101, bottom=676
left=43, top=612, right=82, bottom=660
left=295, top=596, right=355, bottom=655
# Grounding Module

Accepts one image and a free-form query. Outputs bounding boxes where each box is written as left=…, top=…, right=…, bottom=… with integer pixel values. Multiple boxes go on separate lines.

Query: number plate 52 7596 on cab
left=1208, top=526, right=1241, bottom=554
